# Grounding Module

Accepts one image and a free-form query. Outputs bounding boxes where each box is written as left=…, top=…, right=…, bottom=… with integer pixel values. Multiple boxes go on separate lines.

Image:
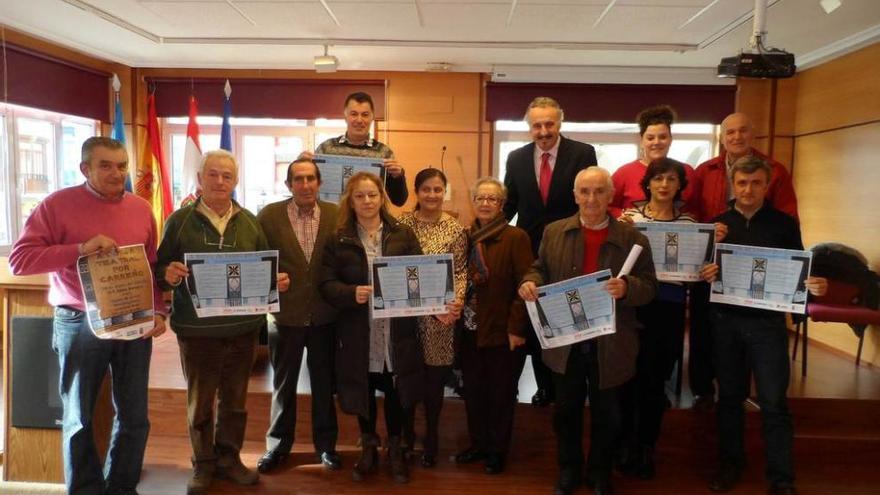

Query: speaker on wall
left=11, top=316, right=62, bottom=429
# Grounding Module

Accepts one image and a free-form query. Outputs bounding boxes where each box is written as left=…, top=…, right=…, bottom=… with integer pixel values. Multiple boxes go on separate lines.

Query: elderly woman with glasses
left=453, top=177, right=533, bottom=476
left=319, top=171, right=424, bottom=484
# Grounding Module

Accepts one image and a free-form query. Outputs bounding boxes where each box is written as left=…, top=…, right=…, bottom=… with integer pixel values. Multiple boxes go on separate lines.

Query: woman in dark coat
left=319, top=171, right=424, bottom=484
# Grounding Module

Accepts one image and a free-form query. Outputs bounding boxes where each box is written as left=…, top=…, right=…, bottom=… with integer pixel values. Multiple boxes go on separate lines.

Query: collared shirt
left=533, top=136, right=561, bottom=185
left=358, top=222, right=393, bottom=373
left=84, top=181, right=124, bottom=202
left=196, top=200, right=236, bottom=236
left=286, top=201, right=321, bottom=262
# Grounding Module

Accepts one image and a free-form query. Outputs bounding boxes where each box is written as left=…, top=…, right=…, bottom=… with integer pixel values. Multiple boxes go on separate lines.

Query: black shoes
left=553, top=468, right=582, bottom=495
left=531, top=388, right=554, bottom=407
left=319, top=451, right=342, bottom=471
left=635, top=445, right=655, bottom=480
left=709, top=464, right=743, bottom=493
left=484, top=453, right=505, bottom=475
left=421, top=453, right=437, bottom=468
left=454, top=447, right=488, bottom=464
left=692, top=394, right=716, bottom=412
left=256, top=450, right=289, bottom=474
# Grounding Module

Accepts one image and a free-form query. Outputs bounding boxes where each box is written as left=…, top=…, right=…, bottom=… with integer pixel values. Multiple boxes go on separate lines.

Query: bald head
left=721, top=112, right=754, bottom=160
left=573, top=167, right=613, bottom=225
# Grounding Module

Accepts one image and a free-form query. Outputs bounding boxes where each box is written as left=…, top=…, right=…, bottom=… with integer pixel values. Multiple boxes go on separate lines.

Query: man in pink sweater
left=9, top=137, right=166, bottom=495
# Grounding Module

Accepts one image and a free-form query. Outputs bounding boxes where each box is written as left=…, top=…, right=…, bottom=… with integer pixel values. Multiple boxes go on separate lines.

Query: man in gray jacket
left=256, top=158, right=341, bottom=474
left=519, top=167, right=657, bottom=495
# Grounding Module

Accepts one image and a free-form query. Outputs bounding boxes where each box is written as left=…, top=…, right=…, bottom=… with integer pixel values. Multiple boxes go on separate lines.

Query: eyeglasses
left=473, top=195, right=502, bottom=205
left=202, top=224, right=237, bottom=250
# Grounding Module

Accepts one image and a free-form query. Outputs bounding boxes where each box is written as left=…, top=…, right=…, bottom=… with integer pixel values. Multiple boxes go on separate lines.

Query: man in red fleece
left=9, top=136, right=166, bottom=495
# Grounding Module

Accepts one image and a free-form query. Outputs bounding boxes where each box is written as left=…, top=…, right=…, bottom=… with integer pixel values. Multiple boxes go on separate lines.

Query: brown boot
left=352, top=433, right=379, bottom=482
left=388, top=435, right=409, bottom=484
left=186, top=461, right=215, bottom=495
left=216, top=455, right=259, bottom=485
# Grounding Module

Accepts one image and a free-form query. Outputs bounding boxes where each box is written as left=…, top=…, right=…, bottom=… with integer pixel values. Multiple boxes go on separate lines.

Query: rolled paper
left=617, top=244, right=643, bottom=278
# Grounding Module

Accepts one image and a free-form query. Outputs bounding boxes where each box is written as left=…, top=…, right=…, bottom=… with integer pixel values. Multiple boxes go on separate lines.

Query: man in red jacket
left=688, top=112, right=800, bottom=411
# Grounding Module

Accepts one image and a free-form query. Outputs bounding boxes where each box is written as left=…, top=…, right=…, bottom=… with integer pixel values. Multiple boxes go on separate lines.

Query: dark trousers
left=459, top=330, right=522, bottom=455
left=711, top=310, right=794, bottom=486
left=620, top=299, right=686, bottom=449
left=517, top=328, right=555, bottom=397
left=688, top=283, right=716, bottom=397
left=404, top=365, right=452, bottom=455
left=553, top=348, right=621, bottom=484
left=178, top=332, right=256, bottom=465
left=358, top=370, right=404, bottom=437
left=265, top=323, right=338, bottom=454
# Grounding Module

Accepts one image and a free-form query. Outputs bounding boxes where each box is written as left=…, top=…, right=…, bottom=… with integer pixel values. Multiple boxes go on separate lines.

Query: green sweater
left=156, top=200, right=270, bottom=338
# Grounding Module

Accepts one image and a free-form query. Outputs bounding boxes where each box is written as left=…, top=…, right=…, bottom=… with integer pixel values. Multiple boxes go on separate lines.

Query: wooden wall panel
left=386, top=72, right=482, bottom=132
left=795, top=42, right=880, bottom=136
left=793, top=123, right=880, bottom=365
left=772, top=137, right=794, bottom=169
left=735, top=78, right=773, bottom=136
left=774, top=77, right=798, bottom=137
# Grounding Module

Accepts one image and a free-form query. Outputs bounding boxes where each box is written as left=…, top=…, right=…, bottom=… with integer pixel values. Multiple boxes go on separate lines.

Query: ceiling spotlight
left=314, top=44, right=339, bottom=73
left=819, top=0, right=842, bottom=14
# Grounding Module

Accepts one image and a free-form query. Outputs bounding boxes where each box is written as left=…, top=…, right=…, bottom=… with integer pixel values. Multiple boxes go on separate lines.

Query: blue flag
left=110, top=95, right=133, bottom=192
left=221, top=91, right=232, bottom=152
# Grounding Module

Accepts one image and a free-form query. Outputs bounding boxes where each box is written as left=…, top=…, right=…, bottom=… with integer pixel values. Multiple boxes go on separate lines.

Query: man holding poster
left=156, top=150, right=290, bottom=495
left=701, top=157, right=826, bottom=495
left=518, top=167, right=656, bottom=495
left=9, top=137, right=167, bottom=495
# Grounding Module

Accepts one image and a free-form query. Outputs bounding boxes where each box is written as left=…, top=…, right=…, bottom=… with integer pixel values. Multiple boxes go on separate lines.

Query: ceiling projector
left=717, top=51, right=796, bottom=79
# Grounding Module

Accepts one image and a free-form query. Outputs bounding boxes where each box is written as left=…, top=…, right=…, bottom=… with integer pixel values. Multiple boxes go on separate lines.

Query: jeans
left=52, top=306, right=152, bottom=495
left=711, top=309, right=794, bottom=486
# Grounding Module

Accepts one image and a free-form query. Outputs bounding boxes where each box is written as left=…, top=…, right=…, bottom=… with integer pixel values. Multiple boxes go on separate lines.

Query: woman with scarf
left=397, top=168, right=467, bottom=468
left=453, top=177, right=533, bottom=475
left=319, top=171, right=424, bottom=484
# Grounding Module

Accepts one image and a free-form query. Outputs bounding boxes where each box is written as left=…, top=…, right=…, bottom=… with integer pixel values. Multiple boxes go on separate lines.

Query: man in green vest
left=256, top=158, right=341, bottom=473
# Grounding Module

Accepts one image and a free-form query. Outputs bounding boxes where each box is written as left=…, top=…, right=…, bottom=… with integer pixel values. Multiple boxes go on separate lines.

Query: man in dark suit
left=255, top=158, right=341, bottom=474
left=503, top=96, right=597, bottom=406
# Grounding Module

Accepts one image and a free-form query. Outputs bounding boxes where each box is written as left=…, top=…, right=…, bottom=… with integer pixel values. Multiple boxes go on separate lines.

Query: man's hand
left=355, top=285, right=373, bottom=304
left=508, top=333, right=526, bottom=351
left=164, top=261, right=190, bottom=286
left=80, top=235, right=118, bottom=256
left=518, top=281, right=539, bottom=302
left=714, top=222, right=729, bottom=243
left=142, top=314, right=167, bottom=339
left=384, top=159, right=403, bottom=178
left=805, top=276, right=828, bottom=297
left=701, top=263, right=719, bottom=283
left=606, top=277, right=628, bottom=299
left=277, top=272, right=291, bottom=293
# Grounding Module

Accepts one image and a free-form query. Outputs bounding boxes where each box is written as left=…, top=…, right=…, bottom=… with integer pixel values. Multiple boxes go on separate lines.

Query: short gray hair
left=472, top=177, right=507, bottom=202
left=200, top=149, right=238, bottom=176
left=729, top=155, right=771, bottom=182
left=573, top=166, right=614, bottom=194
left=81, top=136, right=126, bottom=164
left=524, top=96, right=564, bottom=123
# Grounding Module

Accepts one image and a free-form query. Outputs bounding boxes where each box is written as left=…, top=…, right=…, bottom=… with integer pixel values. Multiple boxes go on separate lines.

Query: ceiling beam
left=678, top=0, right=722, bottom=29
left=225, top=0, right=257, bottom=26
left=414, top=0, right=425, bottom=27
left=318, top=0, right=341, bottom=26
left=60, top=0, right=161, bottom=43
left=506, top=0, right=518, bottom=27
left=592, top=0, right=619, bottom=28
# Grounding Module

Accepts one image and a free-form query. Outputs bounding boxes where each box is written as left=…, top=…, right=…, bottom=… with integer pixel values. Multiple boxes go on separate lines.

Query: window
left=0, top=103, right=97, bottom=254
left=162, top=117, right=348, bottom=214
left=493, top=121, right=718, bottom=180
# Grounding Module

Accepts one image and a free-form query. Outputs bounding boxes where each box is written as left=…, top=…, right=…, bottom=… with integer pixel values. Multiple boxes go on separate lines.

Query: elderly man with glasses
left=156, top=150, right=290, bottom=495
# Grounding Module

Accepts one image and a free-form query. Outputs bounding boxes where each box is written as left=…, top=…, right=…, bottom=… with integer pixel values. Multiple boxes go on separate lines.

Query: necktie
left=539, top=152, right=552, bottom=205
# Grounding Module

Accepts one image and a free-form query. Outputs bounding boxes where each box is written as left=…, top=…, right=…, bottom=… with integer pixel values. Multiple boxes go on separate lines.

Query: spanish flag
left=136, top=93, right=173, bottom=237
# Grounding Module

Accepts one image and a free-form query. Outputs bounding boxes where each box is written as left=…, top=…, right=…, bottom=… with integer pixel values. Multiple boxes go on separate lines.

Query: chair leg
left=856, top=330, right=865, bottom=366
left=792, top=319, right=801, bottom=362
left=802, top=319, right=808, bottom=377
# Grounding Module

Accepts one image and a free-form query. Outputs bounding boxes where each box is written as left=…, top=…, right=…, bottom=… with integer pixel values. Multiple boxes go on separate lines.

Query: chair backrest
left=813, top=279, right=861, bottom=306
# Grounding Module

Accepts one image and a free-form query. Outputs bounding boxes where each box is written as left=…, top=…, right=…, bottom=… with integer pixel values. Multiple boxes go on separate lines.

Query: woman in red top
left=609, top=105, right=697, bottom=218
